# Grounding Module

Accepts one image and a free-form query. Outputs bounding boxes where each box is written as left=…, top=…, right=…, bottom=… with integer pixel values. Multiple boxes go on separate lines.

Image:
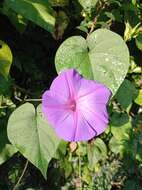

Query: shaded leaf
left=0, top=118, right=17, bottom=165
left=53, top=10, right=69, bottom=40
left=2, top=3, right=27, bottom=33
left=110, top=112, right=129, bottom=126
left=5, top=0, right=55, bottom=33
left=116, top=79, right=138, bottom=109
left=49, top=0, right=69, bottom=7
left=136, top=32, right=142, bottom=51
left=87, top=138, right=107, bottom=170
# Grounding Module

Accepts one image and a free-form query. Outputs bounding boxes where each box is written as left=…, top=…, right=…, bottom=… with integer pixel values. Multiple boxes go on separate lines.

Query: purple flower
left=42, top=69, right=111, bottom=142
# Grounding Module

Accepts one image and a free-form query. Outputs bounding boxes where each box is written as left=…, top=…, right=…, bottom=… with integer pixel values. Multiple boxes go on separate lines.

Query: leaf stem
left=12, top=160, right=29, bottom=190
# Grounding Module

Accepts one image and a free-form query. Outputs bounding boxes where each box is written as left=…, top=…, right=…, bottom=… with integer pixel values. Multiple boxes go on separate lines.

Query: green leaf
left=109, top=121, right=131, bottom=154
left=5, top=0, right=55, bottom=33
left=54, top=140, right=67, bottom=159
left=115, top=79, right=138, bottom=109
left=135, top=89, right=142, bottom=106
left=87, top=138, right=107, bottom=170
left=82, top=166, right=92, bottom=184
left=109, top=113, right=132, bottom=155
left=110, top=112, right=129, bottom=127
left=135, top=32, right=142, bottom=51
left=123, top=180, right=142, bottom=190
left=49, top=0, right=69, bottom=7
left=76, top=142, right=87, bottom=156
left=61, top=159, right=73, bottom=178
left=108, top=0, right=121, bottom=6
left=78, top=0, right=98, bottom=11
left=0, top=75, right=11, bottom=95
left=0, top=119, right=17, bottom=165
left=55, top=29, right=129, bottom=95
left=2, top=3, right=27, bottom=33
left=109, top=136, right=123, bottom=154
left=111, top=122, right=131, bottom=141
left=0, top=41, right=13, bottom=78
left=7, top=103, right=60, bottom=178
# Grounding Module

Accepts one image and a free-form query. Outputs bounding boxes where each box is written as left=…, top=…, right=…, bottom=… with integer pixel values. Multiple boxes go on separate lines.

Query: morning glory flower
left=42, top=69, right=111, bottom=142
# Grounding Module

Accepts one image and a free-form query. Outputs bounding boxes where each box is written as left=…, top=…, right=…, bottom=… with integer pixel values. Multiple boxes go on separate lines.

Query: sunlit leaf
left=79, top=0, right=98, bottom=12
left=7, top=103, right=60, bottom=178
left=55, top=29, right=130, bottom=95
left=135, top=89, right=142, bottom=106
left=0, top=41, right=13, bottom=78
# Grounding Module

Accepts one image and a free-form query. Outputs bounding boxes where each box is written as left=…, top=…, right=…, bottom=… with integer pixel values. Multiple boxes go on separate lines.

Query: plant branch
left=88, top=0, right=108, bottom=35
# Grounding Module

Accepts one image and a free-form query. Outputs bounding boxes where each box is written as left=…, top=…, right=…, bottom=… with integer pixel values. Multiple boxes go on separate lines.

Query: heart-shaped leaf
left=0, top=41, right=13, bottom=78
left=55, top=29, right=130, bottom=95
left=7, top=103, right=60, bottom=178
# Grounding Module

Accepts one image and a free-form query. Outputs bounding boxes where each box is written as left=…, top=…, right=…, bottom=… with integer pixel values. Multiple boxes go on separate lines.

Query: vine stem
left=78, top=143, right=82, bottom=190
left=87, top=0, right=108, bottom=36
left=13, top=160, right=29, bottom=190
left=24, top=98, right=42, bottom=102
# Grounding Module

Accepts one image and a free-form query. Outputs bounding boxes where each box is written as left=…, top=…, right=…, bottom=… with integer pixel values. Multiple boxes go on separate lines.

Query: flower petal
left=73, top=112, right=97, bottom=141
left=50, top=69, right=82, bottom=100
left=78, top=78, right=112, bottom=104
left=78, top=102, right=109, bottom=136
left=42, top=90, right=70, bottom=126
left=42, top=69, right=111, bottom=142
left=55, top=113, right=76, bottom=141
left=78, top=81, right=110, bottom=135
left=55, top=111, right=97, bottom=142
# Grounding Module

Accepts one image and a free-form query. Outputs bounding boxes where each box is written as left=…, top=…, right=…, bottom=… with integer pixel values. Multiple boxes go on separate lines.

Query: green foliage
left=55, top=29, right=129, bottom=95
left=7, top=103, right=60, bottom=178
left=0, top=40, right=12, bottom=79
left=116, top=79, right=138, bottom=109
left=53, top=10, right=69, bottom=40
left=79, top=0, right=98, bottom=13
left=0, top=119, right=17, bottom=165
left=135, top=90, right=142, bottom=106
left=109, top=121, right=131, bottom=154
left=0, top=0, right=142, bottom=189
left=136, top=32, right=142, bottom=51
left=5, top=0, right=55, bottom=33
left=87, top=138, right=107, bottom=170
left=2, top=3, right=27, bottom=33
left=49, top=0, right=69, bottom=7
